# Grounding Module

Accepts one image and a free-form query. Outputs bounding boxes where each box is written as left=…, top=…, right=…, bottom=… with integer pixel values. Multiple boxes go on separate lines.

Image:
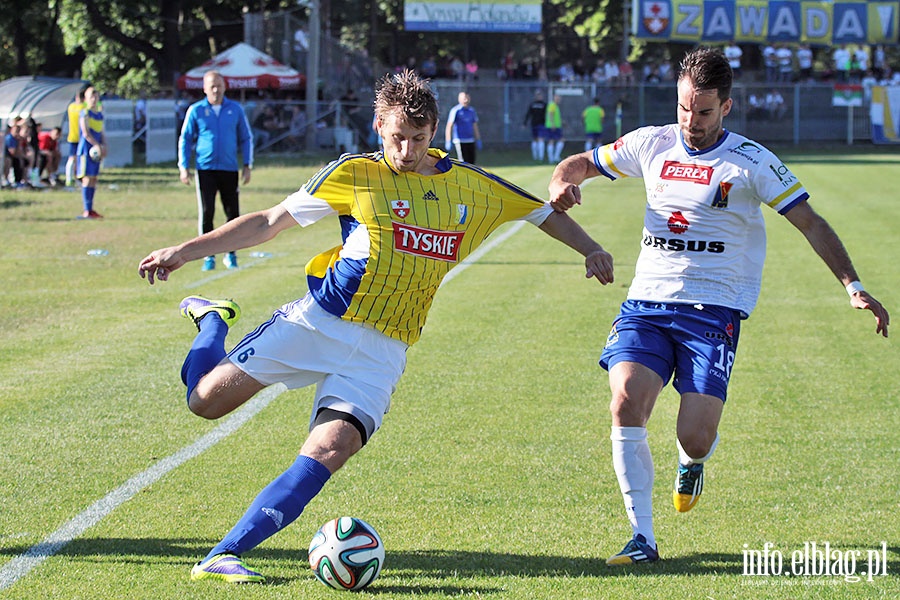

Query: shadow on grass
left=0, top=198, right=39, bottom=210
left=0, top=537, right=868, bottom=575
left=2, top=539, right=896, bottom=592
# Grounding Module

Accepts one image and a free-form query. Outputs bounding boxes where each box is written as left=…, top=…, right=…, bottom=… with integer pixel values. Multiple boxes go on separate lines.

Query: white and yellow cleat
left=673, top=462, right=704, bottom=512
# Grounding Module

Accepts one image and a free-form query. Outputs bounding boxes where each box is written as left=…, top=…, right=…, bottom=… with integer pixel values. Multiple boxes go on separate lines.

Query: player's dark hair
left=678, top=47, right=733, bottom=103
left=373, top=69, right=438, bottom=129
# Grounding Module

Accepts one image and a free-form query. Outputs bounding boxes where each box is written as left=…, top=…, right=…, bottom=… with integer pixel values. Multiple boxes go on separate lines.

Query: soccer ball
left=308, top=517, right=384, bottom=591
left=88, top=145, right=102, bottom=162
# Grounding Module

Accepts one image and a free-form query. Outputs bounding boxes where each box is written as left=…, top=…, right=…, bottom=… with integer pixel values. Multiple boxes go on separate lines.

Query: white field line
left=0, top=384, right=286, bottom=591
left=0, top=205, right=546, bottom=590
left=439, top=221, right=525, bottom=287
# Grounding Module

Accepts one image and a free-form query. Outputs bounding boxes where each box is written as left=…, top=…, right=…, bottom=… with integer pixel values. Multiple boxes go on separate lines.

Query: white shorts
left=227, top=293, right=408, bottom=439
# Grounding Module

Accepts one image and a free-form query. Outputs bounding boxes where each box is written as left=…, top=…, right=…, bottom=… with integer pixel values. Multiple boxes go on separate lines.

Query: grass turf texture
left=0, top=149, right=897, bottom=599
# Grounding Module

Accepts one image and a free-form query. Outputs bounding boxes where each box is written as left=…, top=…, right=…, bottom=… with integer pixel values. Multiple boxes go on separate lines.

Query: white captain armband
left=845, top=281, right=865, bottom=296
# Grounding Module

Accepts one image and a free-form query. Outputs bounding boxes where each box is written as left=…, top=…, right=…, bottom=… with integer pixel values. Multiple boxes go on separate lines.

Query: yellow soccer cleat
left=190, top=553, right=265, bottom=584
left=179, top=295, right=241, bottom=330
left=673, top=462, right=704, bottom=512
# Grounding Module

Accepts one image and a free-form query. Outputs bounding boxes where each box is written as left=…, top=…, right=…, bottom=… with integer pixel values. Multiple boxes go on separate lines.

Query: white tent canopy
left=0, top=76, right=88, bottom=129
left=177, top=42, right=303, bottom=91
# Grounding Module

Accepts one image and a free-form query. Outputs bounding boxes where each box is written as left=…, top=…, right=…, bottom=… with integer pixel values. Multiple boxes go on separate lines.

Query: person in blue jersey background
left=444, top=91, right=481, bottom=163
left=178, top=70, right=254, bottom=271
left=76, top=86, right=105, bottom=219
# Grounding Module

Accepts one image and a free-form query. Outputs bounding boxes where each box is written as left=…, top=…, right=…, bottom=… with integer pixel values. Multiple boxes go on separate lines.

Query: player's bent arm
left=138, top=204, right=297, bottom=284
left=538, top=211, right=614, bottom=284
left=548, top=151, right=602, bottom=212
left=785, top=201, right=890, bottom=337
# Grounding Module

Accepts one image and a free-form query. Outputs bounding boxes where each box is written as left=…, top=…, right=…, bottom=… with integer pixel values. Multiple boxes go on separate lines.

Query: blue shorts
left=77, top=152, right=100, bottom=178
left=531, top=125, right=547, bottom=139
left=599, top=300, right=742, bottom=402
left=586, top=132, right=604, bottom=146
left=545, top=127, right=563, bottom=141
left=68, top=142, right=79, bottom=156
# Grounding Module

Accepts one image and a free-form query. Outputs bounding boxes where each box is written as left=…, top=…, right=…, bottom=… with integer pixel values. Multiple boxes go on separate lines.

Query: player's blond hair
left=373, top=69, right=438, bottom=129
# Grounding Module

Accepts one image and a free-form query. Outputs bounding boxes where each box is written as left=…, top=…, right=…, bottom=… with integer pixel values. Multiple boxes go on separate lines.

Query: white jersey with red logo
left=593, top=124, right=808, bottom=316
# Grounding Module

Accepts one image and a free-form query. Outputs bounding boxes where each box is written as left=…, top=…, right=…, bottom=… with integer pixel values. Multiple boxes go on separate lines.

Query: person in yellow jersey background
left=545, top=93, right=565, bottom=163
left=582, top=97, right=605, bottom=151
left=137, top=69, right=615, bottom=584
left=64, top=87, right=85, bottom=188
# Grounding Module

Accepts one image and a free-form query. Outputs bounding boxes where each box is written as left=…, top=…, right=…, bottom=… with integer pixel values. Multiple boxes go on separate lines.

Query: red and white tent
left=177, top=42, right=303, bottom=91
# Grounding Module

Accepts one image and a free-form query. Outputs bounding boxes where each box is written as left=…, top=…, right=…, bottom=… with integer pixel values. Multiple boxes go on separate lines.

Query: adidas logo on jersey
left=423, top=190, right=439, bottom=201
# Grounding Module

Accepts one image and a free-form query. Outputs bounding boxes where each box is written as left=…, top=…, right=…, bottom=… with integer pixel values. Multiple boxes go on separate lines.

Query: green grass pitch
left=0, top=148, right=897, bottom=599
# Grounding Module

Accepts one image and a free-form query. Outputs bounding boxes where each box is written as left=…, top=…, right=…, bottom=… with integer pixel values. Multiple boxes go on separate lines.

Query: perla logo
left=392, top=222, right=464, bottom=262
left=660, top=161, right=713, bottom=184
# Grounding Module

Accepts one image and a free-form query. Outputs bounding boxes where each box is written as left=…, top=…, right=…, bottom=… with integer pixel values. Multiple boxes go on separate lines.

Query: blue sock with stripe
left=82, top=186, right=95, bottom=212
left=204, top=455, right=332, bottom=561
left=180, top=314, right=228, bottom=402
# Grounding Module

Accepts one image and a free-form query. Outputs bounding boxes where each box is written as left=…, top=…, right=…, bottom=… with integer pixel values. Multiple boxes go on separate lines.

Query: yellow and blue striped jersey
left=77, top=108, right=104, bottom=157
left=282, top=148, right=551, bottom=345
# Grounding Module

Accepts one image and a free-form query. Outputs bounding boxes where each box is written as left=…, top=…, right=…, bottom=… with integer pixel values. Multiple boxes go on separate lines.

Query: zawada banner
left=634, top=0, right=899, bottom=44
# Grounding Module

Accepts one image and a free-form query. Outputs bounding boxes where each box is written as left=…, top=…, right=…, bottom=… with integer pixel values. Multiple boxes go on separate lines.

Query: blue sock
left=205, top=455, right=332, bottom=561
left=82, top=186, right=95, bottom=212
left=180, top=314, right=228, bottom=403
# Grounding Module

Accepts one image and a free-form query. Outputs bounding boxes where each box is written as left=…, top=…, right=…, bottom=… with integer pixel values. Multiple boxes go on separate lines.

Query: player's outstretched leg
left=192, top=454, right=332, bottom=583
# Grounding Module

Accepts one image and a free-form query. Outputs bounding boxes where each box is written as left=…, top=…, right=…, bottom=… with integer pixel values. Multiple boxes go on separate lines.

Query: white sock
left=584, top=140, right=592, bottom=152
left=677, top=432, right=719, bottom=466
left=555, top=141, right=565, bottom=161
left=611, top=426, right=656, bottom=547
left=537, top=140, right=545, bottom=160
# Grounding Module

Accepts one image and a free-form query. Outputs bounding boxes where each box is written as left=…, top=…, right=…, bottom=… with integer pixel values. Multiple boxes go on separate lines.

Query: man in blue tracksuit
left=444, top=91, right=481, bottom=164
left=178, top=70, right=254, bottom=271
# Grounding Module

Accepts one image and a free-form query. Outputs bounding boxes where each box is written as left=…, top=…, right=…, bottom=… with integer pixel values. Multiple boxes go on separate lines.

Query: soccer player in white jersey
left=138, top=69, right=614, bottom=584
left=548, top=47, right=889, bottom=565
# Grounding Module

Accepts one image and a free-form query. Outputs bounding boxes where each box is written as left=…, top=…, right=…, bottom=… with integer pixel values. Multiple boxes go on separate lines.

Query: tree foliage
left=1, top=0, right=692, bottom=96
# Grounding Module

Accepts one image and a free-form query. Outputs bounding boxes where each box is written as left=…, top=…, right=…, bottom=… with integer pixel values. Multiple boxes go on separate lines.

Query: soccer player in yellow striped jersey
left=64, top=87, right=85, bottom=187
left=138, top=69, right=614, bottom=583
